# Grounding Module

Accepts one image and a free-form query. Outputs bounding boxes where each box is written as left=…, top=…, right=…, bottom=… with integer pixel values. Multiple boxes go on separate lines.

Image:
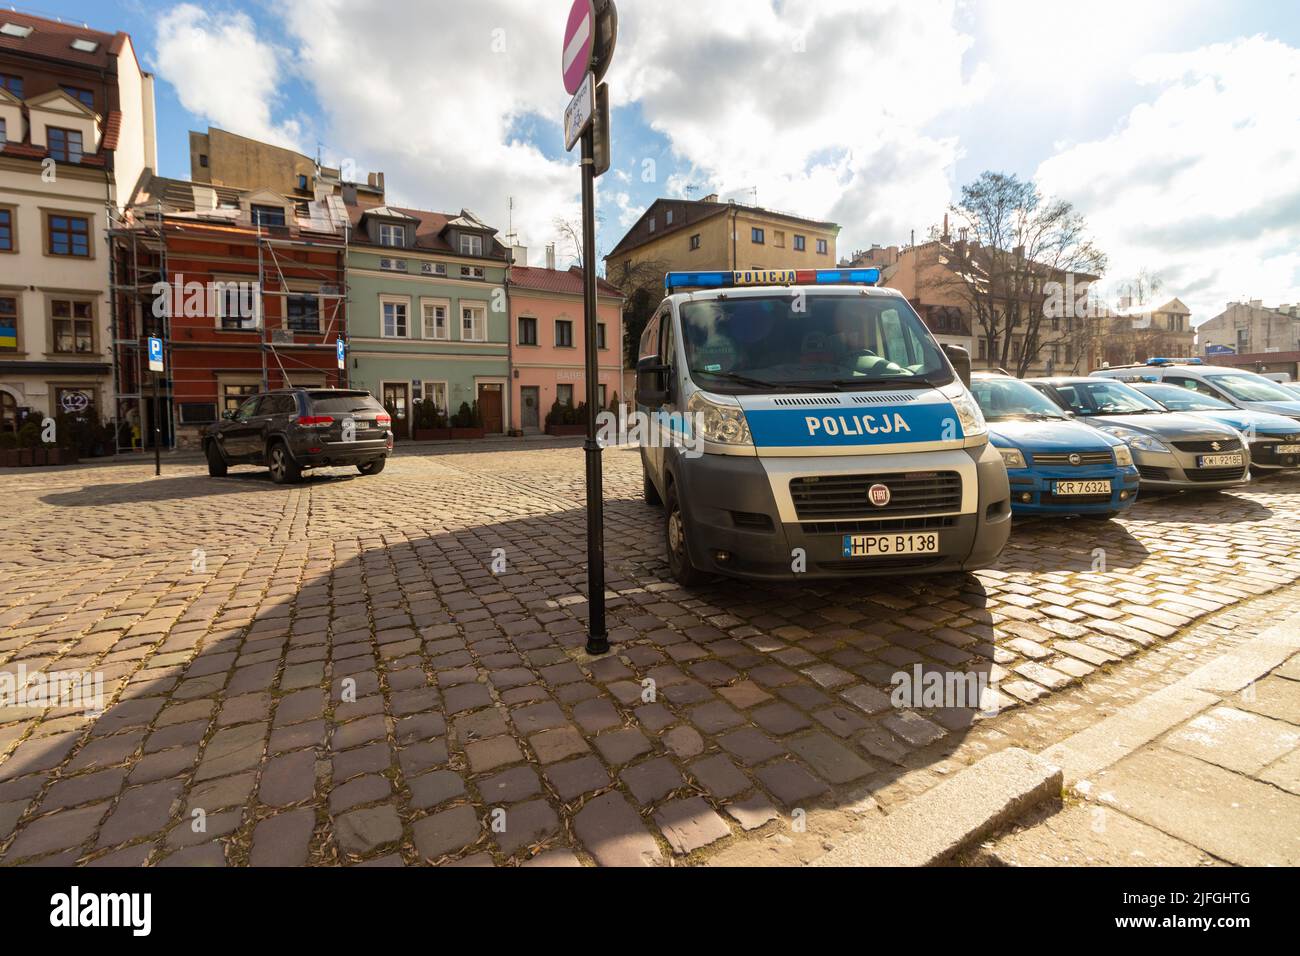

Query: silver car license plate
left=1197, top=453, right=1243, bottom=468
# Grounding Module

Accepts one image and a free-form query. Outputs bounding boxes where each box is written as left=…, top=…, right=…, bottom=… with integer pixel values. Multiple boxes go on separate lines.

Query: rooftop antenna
left=504, top=196, right=518, bottom=247
left=684, top=185, right=699, bottom=198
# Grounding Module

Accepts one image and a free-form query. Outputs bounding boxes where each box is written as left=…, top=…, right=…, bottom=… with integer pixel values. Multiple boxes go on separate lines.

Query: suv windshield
left=307, top=391, right=385, bottom=414
left=1048, top=380, right=1165, bottom=416
left=972, top=377, right=1069, bottom=420
left=1205, top=373, right=1298, bottom=403
left=1134, top=383, right=1232, bottom=411
left=679, top=294, right=953, bottom=391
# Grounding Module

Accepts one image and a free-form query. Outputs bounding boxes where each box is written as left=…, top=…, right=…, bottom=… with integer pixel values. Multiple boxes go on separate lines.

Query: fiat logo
left=868, top=483, right=891, bottom=507
left=1068, top=453, right=1082, bottom=466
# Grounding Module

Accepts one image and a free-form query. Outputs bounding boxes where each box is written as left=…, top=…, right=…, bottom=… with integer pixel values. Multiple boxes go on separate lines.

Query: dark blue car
left=972, top=373, right=1140, bottom=518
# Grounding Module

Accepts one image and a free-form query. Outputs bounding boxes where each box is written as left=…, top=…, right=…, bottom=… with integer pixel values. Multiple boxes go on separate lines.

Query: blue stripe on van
left=744, top=403, right=961, bottom=447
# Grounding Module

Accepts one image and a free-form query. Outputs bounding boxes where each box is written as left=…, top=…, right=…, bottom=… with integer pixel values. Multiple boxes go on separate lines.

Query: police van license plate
left=1197, top=453, right=1243, bottom=468
left=842, top=532, right=940, bottom=558
left=1054, top=480, right=1111, bottom=496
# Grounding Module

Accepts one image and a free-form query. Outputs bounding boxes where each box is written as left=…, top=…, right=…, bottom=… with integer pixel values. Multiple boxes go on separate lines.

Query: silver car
left=1027, top=377, right=1250, bottom=491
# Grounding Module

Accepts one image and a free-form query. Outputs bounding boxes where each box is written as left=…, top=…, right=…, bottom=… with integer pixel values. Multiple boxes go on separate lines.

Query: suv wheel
left=664, top=484, right=707, bottom=587
left=205, top=440, right=228, bottom=477
left=268, top=442, right=302, bottom=484
left=358, top=458, right=386, bottom=476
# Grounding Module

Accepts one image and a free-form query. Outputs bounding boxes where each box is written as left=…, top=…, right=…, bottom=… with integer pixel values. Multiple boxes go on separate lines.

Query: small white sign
left=564, top=72, right=595, bottom=151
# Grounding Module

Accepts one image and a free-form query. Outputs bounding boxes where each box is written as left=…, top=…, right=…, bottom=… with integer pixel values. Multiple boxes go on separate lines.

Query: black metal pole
left=152, top=370, right=161, bottom=477
left=581, top=128, right=608, bottom=655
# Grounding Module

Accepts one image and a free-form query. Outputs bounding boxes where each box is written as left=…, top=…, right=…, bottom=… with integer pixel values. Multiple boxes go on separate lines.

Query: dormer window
left=48, top=128, right=83, bottom=164
left=379, top=223, right=406, bottom=248
left=251, top=205, right=286, bottom=228
left=0, top=23, right=33, bottom=38
left=0, top=74, right=22, bottom=99
left=459, top=234, right=483, bottom=257
left=61, top=86, right=94, bottom=109
left=70, top=38, right=99, bottom=53
left=297, top=174, right=309, bottom=191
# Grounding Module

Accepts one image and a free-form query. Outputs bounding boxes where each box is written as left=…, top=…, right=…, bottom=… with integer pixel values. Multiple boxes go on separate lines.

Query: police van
left=635, top=268, right=1011, bottom=585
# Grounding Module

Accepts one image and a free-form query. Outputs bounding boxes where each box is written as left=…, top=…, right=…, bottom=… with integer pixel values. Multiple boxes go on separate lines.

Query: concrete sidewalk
left=978, top=612, right=1300, bottom=866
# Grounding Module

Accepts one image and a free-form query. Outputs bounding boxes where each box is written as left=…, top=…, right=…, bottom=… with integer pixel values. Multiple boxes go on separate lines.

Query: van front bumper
left=671, top=444, right=1011, bottom=581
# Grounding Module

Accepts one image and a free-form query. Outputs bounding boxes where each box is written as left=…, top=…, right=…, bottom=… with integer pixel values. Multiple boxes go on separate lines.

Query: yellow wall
left=191, top=129, right=316, bottom=194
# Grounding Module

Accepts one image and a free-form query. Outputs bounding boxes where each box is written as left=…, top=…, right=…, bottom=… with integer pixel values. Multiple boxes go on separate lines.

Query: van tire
left=664, top=484, right=707, bottom=587
left=358, top=458, right=386, bottom=476
left=205, top=440, right=228, bottom=477
left=268, top=441, right=302, bottom=484
left=643, top=466, right=662, bottom=506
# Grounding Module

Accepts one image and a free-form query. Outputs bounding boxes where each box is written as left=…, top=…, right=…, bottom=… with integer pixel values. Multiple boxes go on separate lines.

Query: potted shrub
left=449, top=401, right=486, bottom=440
left=16, top=419, right=41, bottom=467
left=546, top=400, right=586, bottom=437
left=0, top=430, right=17, bottom=467
left=411, top=401, right=452, bottom=441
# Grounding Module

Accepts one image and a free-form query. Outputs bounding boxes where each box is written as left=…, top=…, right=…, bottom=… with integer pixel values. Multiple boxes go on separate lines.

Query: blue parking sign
left=336, top=338, right=346, bottom=369
left=148, top=336, right=164, bottom=372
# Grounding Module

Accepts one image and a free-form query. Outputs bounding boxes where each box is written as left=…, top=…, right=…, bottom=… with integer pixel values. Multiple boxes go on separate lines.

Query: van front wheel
left=664, top=485, right=707, bottom=587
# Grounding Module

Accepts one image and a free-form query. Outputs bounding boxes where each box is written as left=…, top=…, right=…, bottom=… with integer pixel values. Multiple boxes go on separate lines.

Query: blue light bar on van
left=665, top=268, right=881, bottom=292
left=1147, top=357, right=1204, bottom=366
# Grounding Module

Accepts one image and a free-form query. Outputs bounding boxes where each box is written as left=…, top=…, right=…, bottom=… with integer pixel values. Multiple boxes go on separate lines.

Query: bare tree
left=607, top=255, right=671, bottom=369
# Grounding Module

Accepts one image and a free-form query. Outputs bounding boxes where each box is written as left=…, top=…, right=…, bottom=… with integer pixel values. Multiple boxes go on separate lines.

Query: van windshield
left=1205, top=373, right=1298, bottom=403
left=679, top=294, right=953, bottom=392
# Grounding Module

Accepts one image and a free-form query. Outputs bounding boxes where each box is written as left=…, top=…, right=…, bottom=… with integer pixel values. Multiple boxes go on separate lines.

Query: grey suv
left=203, top=388, right=393, bottom=484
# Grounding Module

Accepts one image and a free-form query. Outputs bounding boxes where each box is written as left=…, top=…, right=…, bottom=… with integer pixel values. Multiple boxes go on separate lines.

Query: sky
left=19, top=0, right=1300, bottom=324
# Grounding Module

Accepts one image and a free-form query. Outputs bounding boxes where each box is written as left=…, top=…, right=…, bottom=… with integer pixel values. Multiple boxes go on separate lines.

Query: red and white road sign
left=562, top=0, right=596, bottom=95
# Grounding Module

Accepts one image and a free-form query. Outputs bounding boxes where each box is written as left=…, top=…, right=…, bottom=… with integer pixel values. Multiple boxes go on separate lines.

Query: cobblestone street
left=2, top=441, right=1299, bottom=866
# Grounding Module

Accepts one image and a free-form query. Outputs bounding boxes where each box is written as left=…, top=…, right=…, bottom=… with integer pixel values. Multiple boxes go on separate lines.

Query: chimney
left=511, top=245, right=528, bottom=267
left=700, top=193, right=719, bottom=203
left=942, top=213, right=950, bottom=242
left=545, top=243, right=556, bottom=270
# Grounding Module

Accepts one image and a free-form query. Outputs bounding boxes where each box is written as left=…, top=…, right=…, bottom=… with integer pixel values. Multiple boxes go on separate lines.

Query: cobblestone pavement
left=2, top=443, right=1300, bottom=866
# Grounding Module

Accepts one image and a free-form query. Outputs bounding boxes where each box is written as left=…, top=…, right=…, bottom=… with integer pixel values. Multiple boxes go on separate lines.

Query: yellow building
left=605, top=195, right=839, bottom=289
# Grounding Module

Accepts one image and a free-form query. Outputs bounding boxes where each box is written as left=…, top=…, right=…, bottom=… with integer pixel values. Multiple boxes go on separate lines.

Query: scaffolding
left=107, top=202, right=351, bottom=453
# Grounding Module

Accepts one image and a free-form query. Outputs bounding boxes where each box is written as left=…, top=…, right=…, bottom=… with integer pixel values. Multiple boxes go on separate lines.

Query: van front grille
left=790, top=471, right=962, bottom=519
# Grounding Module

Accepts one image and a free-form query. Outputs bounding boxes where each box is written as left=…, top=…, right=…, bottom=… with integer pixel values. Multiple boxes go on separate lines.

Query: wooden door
left=382, top=383, right=410, bottom=439
left=477, top=383, right=504, bottom=434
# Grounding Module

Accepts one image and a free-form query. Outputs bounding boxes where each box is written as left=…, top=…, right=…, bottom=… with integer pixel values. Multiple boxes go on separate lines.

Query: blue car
left=1131, top=382, right=1300, bottom=474
left=972, top=373, right=1140, bottom=518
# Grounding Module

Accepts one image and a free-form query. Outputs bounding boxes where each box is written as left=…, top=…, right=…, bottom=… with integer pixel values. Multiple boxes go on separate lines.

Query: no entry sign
left=562, top=0, right=595, bottom=95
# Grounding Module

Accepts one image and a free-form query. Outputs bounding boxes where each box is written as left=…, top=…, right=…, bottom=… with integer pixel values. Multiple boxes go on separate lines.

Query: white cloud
left=1036, top=35, right=1300, bottom=322
left=154, top=5, right=304, bottom=150
left=615, top=0, right=987, bottom=254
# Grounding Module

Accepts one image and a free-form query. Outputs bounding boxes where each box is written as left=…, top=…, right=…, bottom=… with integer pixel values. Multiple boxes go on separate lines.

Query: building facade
left=1099, top=297, right=1195, bottom=367
left=110, top=174, right=350, bottom=449
left=606, top=195, right=840, bottom=286
left=508, top=264, right=623, bottom=434
left=345, top=205, right=511, bottom=437
left=1196, top=300, right=1300, bottom=357
left=0, top=10, right=156, bottom=433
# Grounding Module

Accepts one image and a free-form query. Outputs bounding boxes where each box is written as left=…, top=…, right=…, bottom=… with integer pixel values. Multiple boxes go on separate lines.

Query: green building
left=345, top=204, right=510, bottom=436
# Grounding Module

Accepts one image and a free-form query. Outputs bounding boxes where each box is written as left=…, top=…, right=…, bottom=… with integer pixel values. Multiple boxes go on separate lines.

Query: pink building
left=509, top=266, right=625, bottom=433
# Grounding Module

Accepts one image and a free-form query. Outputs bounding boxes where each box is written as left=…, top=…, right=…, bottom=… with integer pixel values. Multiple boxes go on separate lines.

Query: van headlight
left=686, top=391, right=752, bottom=446
left=950, top=392, right=988, bottom=438
left=1113, top=445, right=1134, bottom=467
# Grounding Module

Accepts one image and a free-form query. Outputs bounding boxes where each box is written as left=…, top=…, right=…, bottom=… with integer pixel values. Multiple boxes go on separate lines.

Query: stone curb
left=811, top=747, right=1062, bottom=867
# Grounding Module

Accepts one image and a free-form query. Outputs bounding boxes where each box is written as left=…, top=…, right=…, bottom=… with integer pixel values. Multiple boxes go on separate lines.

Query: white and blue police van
left=634, top=267, right=1011, bottom=586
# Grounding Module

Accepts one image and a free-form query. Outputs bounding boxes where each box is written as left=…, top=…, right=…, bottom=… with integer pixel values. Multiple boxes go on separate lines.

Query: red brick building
left=110, top=174, right=350, bottom=449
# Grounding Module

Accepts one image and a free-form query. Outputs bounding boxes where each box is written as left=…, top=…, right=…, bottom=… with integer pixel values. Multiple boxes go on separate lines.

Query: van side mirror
left=636, top=357, right=672, bottom=406
left=942, top=344, right=972, bottom=388
left=221, top=410, right=235, bottom=421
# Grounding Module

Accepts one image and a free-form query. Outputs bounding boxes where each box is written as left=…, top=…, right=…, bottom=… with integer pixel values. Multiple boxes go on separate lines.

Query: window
left=425, top=382, right=448, bottom=413
left=793, top=234, right=806, bottom=252
left=70, top=38, right=99, bottom=53
left=518, top=316, right=538, bottom=346
left=751, top=227, right=765, bottom=244
left=459, top=234, right=483, bottom=256
left=0, top=23, right=34, bottom=38
left=61, top=86, right=94, bottom=109
left=597, top=322, right=608, bottom=350
left=461, top=304, right=486, bottom=342
left=648, top=217, right=656, bottom=233
left=0, top=74, right=22, bottom=99
left=47, top=128, right=83, bottom=164
left=0, top=117, right=7, bottom=147
left=286, top=294, right=320, bottom=332
left=0, top=295, right=17, bottom=351
left=380, top=258, right=407, bottom=272
left=816, top=238, right=828, bottom=255
left=420, top=262, right=447, bottom=277
left=251, top=205, right=286, bottom=228
left=773, top=230, right=785, bottom=248
left=557, top=383, right=574, bottom=406
left=216, top=282, right=257, bottom=330
left=422, top=301, right=449, bottom=340
left=222, top=383, right=260, bottom=416
left=297, top=174, right=309, bottom=191
left=689, top=233, right=701, bottom=251
left=54, top=387, right=95, bottom=418
left=199, top=154, right=209, bottom=168
left=460, top=265, right=485, bottom=280
left=379, top=223, right=405, bottom=248
left=0, top=207, right=12, bottom=251
left=382, top=299, right=409, bottom=338
left=48, top=214, right=90, bottom=257
left=51, top=299, right=94, bottom=353
left=665, top=209, right=674, bottom=226
left=555, top=319, right=574, bottom=348
left=977, top=338, right=987, bottom=361
left=599, top=384, right=607, bottom=407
